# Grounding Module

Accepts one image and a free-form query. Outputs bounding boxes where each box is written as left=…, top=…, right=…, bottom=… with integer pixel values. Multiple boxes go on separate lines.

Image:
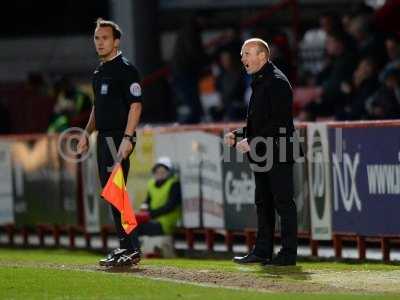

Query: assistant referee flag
left=101, top=163, right=137, bottom=234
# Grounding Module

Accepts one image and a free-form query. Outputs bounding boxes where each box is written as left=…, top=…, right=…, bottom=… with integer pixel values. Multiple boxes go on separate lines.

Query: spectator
left=213, top=49, right=246, bottom=121
left=302, top=31, right=358, bottom=120
left=137, top=157, right=182, bottom=237
left=270, top=33, right=294, bottom=80
left=47, top=77, right=92, bottom=133
left=336, top=57, right=379, bottom=120
left=379, top=34, right=400, bottom=82
left=171, top=16, right=207, bottom=124
left=366, top=67, right=400, bottom=119
left=347, top=15, right=386, bottom=66
left=23, top=72, right=55, bottom=133
left=299, top=11, right=343, bottom=77
left=341, top=12, right=353, bottom=35
left=219, top=26, right=243, bottom=62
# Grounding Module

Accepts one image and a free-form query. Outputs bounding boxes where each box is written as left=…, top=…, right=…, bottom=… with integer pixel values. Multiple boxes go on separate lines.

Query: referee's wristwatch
left=123, top=133, right=136, bottom=144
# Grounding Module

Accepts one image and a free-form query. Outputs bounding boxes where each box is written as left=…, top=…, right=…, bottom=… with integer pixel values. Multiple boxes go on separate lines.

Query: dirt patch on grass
left=122, top=265, right=400, bottom=295
left=1, top=260, right=399, bottom=295
left=123, top=265, right=345, bottom=294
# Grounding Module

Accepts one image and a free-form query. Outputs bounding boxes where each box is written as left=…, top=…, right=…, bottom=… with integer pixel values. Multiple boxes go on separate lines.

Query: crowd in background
left=297, top=5, right=400, bottom=121
left=0, top=2, right=399, bottom=134
left=168, top=2, right=400, bottom=124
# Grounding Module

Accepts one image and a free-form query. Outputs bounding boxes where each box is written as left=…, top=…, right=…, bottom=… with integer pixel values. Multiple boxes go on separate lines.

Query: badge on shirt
left=101, top=83, right=108, bottom=95
left=129, top=82, right=141, bottom=97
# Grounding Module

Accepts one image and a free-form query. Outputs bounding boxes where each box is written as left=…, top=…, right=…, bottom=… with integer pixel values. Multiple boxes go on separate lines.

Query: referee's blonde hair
left=241, top=38, right=270, bottom=57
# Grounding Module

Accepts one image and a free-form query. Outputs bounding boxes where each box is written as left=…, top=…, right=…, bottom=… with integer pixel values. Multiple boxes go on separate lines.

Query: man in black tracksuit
left=77, top=19, right=142, bottom=267
left=225, top=38, right=301, bottom=266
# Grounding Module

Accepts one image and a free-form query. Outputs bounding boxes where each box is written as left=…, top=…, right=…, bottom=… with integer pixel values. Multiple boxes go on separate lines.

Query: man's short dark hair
left=95, top=18, right=122, bottom=39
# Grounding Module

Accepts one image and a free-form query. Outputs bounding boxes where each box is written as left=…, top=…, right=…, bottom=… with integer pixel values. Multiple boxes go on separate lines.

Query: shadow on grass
left=255, top=265, right=313, bottom=281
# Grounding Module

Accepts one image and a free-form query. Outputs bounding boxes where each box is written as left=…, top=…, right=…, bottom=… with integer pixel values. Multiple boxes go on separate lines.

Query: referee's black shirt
left=93, top=53, right=142, bottom=131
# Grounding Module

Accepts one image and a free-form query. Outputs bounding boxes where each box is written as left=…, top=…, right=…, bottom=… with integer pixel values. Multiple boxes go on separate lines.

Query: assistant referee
left=77, top=18, right=142, bottom=267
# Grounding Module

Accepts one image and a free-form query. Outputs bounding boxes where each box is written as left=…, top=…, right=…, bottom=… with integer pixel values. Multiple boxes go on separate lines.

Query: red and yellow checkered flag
left=101, top=163, right=137, bottom=234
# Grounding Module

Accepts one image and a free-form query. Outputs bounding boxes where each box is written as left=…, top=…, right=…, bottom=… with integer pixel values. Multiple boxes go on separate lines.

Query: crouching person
left=137, top=157, right=182, bottom=256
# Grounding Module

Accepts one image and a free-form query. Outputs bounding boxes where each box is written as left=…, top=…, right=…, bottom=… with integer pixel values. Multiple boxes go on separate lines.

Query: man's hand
left=77, top=134, right=89, bottom=155
left=224, top=132, right=236, bottom=147
left=236, top=138, right=250, bottom=153
left=117, top=138, right=133, bottom=160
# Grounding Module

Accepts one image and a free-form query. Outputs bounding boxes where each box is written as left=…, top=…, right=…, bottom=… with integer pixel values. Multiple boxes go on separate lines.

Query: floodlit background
left=0, top=0, right=398, bottom=130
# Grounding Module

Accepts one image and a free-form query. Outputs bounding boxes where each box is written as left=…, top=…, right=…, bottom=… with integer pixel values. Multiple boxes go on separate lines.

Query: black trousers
left=136, top=221, right=164, bottom=236
left=253, top=162, right=297, bottom=258
left=97, top=131, right=140, bottom=251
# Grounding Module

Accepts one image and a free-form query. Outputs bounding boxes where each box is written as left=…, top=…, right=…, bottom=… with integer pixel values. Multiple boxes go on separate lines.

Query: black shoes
left=99, top=248, right=141, bottom=267
left=232, top=252, right=270, bottom=264
left=262, top=253, right=296, bottom=266
left=99, top=248, right=127, bottom=267
left=232, top=249, right=296, bottom=266
left=114, top=249, right=141, bottom=267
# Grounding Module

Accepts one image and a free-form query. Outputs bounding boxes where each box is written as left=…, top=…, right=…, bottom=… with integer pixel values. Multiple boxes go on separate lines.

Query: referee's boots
left=114, top=249, right=141, bottom=267
left=99, top=248, right=140, bottom=267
